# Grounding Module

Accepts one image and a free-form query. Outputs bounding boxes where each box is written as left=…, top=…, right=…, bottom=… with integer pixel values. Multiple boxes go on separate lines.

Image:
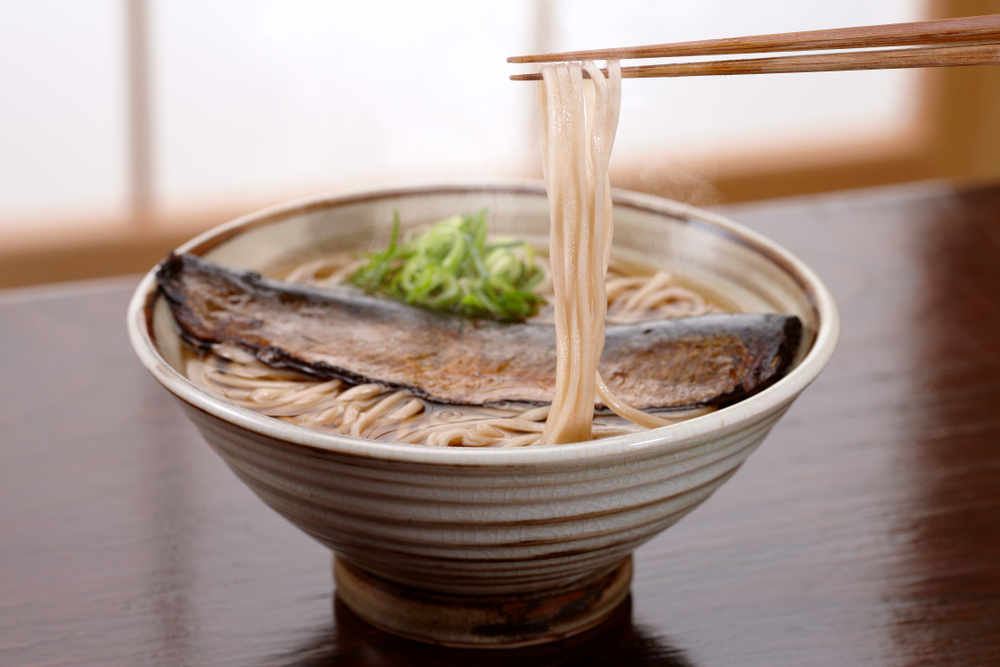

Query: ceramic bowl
left=127, top=180, right=839, bottom=647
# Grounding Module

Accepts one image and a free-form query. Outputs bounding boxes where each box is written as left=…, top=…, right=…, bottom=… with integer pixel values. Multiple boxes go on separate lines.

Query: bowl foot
left=333, top=555, right=633, bottom=648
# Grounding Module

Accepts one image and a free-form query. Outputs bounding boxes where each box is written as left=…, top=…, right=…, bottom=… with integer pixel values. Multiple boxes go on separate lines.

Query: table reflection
left=889, top=188, right=1000, bottom=662
left=255, top=597, right=697, bottom=667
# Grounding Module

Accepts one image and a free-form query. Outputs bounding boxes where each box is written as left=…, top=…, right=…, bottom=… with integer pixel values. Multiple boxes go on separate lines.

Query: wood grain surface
left=508, top=43, right=1000, bottom=80
left=2, top=183, right=999, bottom=666
left=506, top=13, right=1000, bottom=62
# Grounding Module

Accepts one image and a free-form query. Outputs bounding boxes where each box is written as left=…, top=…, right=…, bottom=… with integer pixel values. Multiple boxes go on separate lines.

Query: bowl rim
left=127, top=178, right=840, bottom=466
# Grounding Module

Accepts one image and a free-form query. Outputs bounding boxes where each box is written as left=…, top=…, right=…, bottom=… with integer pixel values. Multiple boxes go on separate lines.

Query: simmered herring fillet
left=157, top=253, right=802, bottom=409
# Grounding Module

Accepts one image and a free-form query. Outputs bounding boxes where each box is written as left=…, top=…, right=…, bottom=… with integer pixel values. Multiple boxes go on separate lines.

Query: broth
left=179, top=246, right=725, bottom=447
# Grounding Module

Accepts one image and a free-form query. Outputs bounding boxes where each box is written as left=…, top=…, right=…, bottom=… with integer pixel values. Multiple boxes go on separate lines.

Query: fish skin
left=157, top=253, right=802, bottom=410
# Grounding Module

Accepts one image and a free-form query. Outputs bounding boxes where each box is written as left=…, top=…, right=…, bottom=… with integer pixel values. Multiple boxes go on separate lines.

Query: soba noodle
left=182, top=60, right=723, bottom=447
left=536, top=61, right=619, bottom=444
left=537, top=61, right=696, bottom=441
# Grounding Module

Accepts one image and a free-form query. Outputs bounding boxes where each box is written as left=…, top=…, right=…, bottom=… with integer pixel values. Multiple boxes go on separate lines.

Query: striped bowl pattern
left=128, top=180, right=839, bottom=601
left=179, top=400, right=789, bottom=595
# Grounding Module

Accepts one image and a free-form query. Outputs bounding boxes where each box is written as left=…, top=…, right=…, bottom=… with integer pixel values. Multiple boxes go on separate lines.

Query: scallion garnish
left=350, top=210, right=545, bottom=322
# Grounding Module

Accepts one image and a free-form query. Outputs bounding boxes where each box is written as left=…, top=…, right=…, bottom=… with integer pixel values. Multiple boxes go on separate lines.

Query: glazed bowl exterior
left=127, top=180, right=838, bottom=624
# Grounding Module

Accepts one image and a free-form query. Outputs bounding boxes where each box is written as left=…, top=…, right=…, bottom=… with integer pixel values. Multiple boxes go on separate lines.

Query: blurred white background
left=0, top=0, right=925, bottom=231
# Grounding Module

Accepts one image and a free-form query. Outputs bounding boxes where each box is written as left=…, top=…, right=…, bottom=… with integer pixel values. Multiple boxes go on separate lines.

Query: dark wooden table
left=3, top=183, right=999, bottom=666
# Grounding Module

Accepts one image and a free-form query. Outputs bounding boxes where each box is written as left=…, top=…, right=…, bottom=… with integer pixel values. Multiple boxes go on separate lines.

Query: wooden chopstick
left=509, top=43, right=1000, bottom=81
left=507, top=14, right=1000, bottom=64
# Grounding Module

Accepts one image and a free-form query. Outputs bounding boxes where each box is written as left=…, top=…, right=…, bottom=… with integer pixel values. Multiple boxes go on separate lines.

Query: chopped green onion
left=349, top=210, right=545, bottom=322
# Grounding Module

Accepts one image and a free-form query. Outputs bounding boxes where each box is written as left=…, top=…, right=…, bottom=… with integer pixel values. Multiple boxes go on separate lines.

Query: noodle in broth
left=183, top=245, right=722, bottom=446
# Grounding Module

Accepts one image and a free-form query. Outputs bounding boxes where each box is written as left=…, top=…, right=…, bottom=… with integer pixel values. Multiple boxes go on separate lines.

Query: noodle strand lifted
left=537, top=61, right=685, bottom=441
left=538, top=61, right=622, bottom=445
